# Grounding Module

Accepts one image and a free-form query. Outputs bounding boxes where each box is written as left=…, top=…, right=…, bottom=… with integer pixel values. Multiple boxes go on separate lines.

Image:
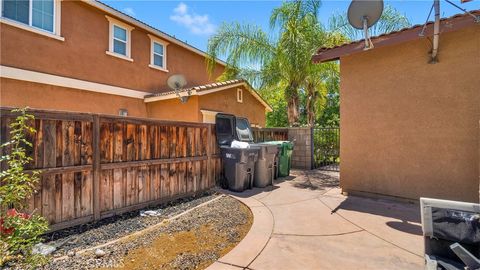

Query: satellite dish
left=167, top=74, right=187, bottom=90
left=347, top=0, right=384, bottom=50
left=167, top=74, right=190, bottom=103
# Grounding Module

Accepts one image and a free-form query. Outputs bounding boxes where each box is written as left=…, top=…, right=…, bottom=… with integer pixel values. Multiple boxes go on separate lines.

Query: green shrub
left=0, top=108, right=49, bottom=268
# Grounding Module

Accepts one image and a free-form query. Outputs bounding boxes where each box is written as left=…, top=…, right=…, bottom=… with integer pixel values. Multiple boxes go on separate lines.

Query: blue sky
left=104, top=0, right=479, bottom=52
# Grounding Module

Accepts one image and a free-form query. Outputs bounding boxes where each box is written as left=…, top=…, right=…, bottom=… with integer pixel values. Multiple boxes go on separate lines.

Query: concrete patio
left=208, top=170, right=424, bottom=270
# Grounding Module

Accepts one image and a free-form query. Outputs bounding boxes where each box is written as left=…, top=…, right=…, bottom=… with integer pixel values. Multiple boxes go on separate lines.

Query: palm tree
left=207, top=0, right=323, bottom=126
left=328, top=5, right=411, bottom=41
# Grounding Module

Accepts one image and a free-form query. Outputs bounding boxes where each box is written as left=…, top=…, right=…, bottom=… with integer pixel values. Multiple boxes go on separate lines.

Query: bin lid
left=215, top=113, right=236, bottom=146
left=235, top=117, right=254, bottom=143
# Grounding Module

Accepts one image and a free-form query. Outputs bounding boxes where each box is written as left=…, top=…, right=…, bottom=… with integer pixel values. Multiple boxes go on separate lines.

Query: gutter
left=430, top=0, right=440, bottom=63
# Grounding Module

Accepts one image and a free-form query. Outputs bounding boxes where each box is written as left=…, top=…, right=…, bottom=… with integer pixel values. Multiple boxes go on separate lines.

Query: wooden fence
left=251, top=127, right=289, bottom=143
left=0, top=108, right=222, bottom=231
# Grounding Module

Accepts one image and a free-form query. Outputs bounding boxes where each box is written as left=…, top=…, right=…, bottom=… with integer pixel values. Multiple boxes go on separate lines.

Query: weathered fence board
left=251, top=127, right=288, bottom=143
left=0, top=108, right=222, bottom=232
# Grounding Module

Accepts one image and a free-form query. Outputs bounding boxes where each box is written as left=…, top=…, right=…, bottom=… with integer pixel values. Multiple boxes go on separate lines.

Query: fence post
left=92, top=115, right=101, bottom=221
left=206, top=124, right=212, bottom=188
left=310, top=127, right=314, bottom=170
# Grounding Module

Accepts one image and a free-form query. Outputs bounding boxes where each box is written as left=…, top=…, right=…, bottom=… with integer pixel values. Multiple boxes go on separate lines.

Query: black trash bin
left=215, top=114, right=259, bottom=192
left=234, top=117, right=279, bottom=188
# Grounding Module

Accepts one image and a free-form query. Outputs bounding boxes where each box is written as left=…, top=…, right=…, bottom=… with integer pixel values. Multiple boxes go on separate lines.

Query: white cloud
left=170, top=2, right=216, bottom=35
left=123, top=7, right=135, bottom=16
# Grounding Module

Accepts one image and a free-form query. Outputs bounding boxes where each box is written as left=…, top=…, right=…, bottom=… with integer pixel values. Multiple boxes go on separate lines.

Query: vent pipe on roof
left=430, top=0, right=440, bottom=63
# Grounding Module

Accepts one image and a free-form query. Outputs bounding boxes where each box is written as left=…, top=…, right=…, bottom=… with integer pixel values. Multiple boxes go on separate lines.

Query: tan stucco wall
left=339, top=25, right=480, bottom=202
left=0, top=1, right=223, bottom=93
left=198, top=86, right=267, bottom=127
left=144, top=86, right=267, bottom=125
left=146, top=96, right=200, bottom=122
left=0, top=78, right=148, bottom=117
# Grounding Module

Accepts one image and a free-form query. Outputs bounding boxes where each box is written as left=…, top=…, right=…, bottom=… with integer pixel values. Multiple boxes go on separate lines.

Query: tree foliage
left=208, top=2, right=411, bottom=128
left=328, top=5, right=411, bottom=41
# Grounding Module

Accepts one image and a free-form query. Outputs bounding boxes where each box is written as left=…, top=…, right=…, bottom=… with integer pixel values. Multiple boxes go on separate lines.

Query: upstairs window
left=153, top=42, right=164, bottom=68
left=106, top=15, right=134, bottom=61
left=148, top=34, right=168, bottom=72
left=1, top=0, right=55, bottom=33
left=113, top=25, right=127, bottom=55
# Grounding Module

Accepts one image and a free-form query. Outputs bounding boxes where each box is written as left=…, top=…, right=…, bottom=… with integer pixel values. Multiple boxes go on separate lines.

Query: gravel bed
left=43, top=190, right=218, bottom=257
left=44, top=196, right=252, bottom=270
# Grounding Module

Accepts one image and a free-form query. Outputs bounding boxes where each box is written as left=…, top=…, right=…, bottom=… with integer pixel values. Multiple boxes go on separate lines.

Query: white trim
left=0, top=65, right=150, bottom=99
left=196, top=83, right=245, bottom=96
left=105, top=50, right=133, bottom=62
left=237, top=88, right=243, bottom=103
left=0, top=0, right=63, bottom=41
left=105, top=15, right=134, bottom=59
left=143, top=82, right=273, bottom=112
left=200, top=109, right=220, bottom=124
left=81, top=0, right=226, bottom=67
left=144, top=90, right=198, bottom=102
left=148, top=64, right=169, bottom=73
left=148, top=34, right=168, bottom=71
left=0, top=18, right=65, bottom=41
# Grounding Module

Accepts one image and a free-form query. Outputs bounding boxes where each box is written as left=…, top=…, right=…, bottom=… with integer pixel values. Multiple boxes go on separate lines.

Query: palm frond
left=328, top=5, right=411, bottom=41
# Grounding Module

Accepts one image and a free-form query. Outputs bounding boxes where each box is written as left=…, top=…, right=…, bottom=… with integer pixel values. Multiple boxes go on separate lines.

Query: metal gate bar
left=313, top=127, right=340, bottom=171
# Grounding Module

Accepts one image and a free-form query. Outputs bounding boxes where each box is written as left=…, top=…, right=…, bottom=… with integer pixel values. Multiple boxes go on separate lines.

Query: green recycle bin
left=261, top=141, right=294, bottom=177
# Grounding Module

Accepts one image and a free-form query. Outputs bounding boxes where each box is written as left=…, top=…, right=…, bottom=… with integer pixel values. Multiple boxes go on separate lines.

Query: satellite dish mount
left=347, top=0, right=384, bottom=50
left=167, top=74, right=189, bottom=103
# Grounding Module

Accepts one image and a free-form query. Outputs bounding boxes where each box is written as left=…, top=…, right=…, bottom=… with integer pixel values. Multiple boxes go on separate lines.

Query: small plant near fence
left=0, top=108, right=49, bottom=268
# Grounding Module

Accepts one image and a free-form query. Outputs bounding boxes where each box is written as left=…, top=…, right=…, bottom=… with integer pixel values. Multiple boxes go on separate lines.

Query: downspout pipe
left=430, top=0, right=440, bottom=63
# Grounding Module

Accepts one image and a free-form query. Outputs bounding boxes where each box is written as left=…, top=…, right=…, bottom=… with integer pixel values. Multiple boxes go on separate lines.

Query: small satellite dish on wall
left=167, top=74, right=187, bottom=90
left=167, top=74, right=190, bottom=103
left=347, top=0, right=384, bottom=50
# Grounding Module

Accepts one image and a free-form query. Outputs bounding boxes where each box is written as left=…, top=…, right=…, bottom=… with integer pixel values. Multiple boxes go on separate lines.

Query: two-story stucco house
left=0, top=0, right=272, bottom=126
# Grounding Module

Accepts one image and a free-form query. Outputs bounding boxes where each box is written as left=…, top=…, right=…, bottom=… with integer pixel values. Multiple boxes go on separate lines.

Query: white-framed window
left=237, top=88, right=243, bottom=103
left=0, top=0, right=63, bottom=40
left=148, top=34, right=168, bottom=72
left=105, top=15, right=134, bottom=62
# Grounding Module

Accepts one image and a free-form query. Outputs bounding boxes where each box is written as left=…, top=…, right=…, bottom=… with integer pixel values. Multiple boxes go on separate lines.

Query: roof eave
left=312, top=10, right=479, bottom=63
left=144, top=81, right=273, bottom=112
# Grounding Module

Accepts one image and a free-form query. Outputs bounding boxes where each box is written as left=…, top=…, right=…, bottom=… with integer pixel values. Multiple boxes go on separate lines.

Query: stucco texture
left=0, top=1, right=224, bottom=93
left=146, top=85, right=267, bottom=127
left=339, top=25, right=480, bottom=202
left=0, top=78, right=148, bottom=117
left=198, top=85, right=267, bottom=127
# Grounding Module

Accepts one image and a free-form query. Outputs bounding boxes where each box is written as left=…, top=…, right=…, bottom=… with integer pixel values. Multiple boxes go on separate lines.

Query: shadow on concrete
left=386, top=221, right=423, bottom=236
left=291, top=170, right=339, bottom=191
left=329, top=196, right=422, bottom=236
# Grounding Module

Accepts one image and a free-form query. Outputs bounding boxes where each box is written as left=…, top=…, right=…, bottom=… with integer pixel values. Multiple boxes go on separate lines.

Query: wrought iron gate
left=313, top=127, right=340, bottom=171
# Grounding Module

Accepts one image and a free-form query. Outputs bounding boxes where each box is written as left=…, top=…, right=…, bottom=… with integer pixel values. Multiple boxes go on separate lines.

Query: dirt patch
left=46, top=196, right=252, bottom=270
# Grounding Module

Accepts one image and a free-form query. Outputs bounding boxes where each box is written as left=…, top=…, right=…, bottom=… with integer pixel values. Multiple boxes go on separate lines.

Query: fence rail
left=0, top=108, right=222, bottom=231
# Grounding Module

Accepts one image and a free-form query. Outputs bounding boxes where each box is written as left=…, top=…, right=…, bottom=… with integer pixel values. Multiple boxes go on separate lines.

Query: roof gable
left=144, top=80, right=273, bottom=112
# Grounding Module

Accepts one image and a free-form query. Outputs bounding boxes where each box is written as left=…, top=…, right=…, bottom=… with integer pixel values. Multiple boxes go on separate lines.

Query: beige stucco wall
left=0, top=1, right=224, bottom=93
left=145, top=86, right=268, bottom=126
left=0, top=78, right=148, bottom=117
left=146, top=96, right=200, bottom=122
left=198, top=85, right=267, bottom=127
left=340, top=25, right=480, bottom=203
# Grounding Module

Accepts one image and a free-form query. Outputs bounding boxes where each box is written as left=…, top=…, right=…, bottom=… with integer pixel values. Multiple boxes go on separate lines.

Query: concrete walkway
left=207, top=170, right=424, bottom=270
